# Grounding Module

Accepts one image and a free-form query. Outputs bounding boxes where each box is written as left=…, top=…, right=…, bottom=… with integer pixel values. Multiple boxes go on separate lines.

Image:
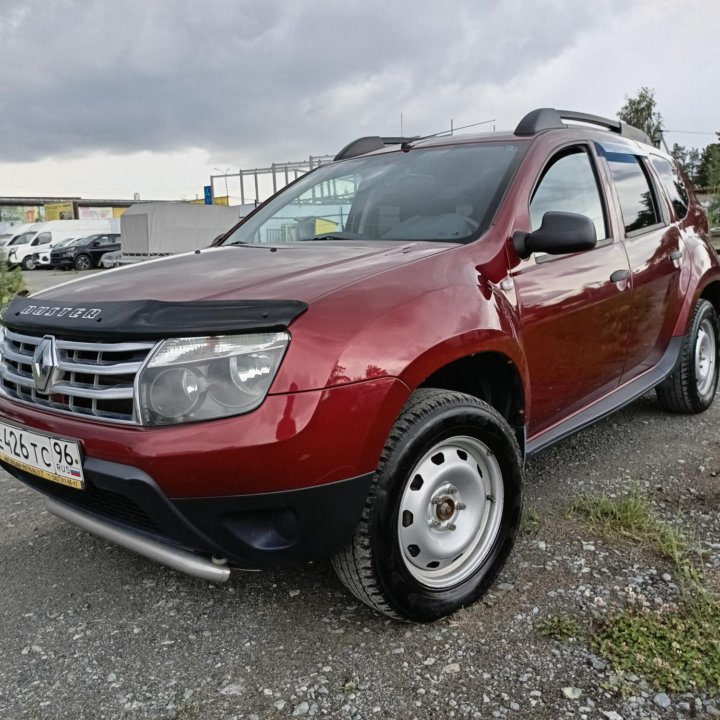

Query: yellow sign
left=315, top=218, right=338, bottom=235
left=214, top=195, right=229, bottom=206
left=44, top=202, right=75, bottom=220
left=112, top=207, right=126, bottom=218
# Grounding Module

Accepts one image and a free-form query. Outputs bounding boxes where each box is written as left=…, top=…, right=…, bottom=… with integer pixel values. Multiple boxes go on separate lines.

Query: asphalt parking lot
left=0, top=271, right=718, bottom=719
left=20, top=267, right=102, bottom=296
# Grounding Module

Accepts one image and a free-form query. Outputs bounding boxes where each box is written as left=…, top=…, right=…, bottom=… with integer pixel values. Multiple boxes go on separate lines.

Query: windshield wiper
left=304, top=231, right=364, bottom=242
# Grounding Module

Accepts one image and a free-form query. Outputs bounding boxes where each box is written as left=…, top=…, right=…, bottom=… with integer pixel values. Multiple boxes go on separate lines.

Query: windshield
left=12, top=232, right=36, bottom=245
left=223, top=142, right=525, bottom=246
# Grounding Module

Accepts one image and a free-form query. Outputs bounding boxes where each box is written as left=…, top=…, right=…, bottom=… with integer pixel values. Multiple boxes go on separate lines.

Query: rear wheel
left=656, top=299, right=719, bottom=413
left=74, top=254, right=91, bottom=271
left=332, top=389, right=523, bottom=621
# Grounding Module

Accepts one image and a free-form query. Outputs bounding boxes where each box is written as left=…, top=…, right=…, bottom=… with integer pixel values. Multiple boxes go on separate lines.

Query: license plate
left=0, top=421, right=84, bottom=490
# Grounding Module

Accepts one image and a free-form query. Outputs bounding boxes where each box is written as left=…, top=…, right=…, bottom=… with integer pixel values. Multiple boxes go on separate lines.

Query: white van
left=6, top=219, right=120, bottom=269
left=0, top=223, right=35, bottom=248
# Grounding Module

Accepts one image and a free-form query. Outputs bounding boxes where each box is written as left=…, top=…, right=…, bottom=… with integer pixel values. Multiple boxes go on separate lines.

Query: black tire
left=21, top=256, right=35, bottom=271
left=74, top=254, right=91, bottom=271
left=331, top=389, right=523, bottom=621
left=656, top=299, right=720, bottom=414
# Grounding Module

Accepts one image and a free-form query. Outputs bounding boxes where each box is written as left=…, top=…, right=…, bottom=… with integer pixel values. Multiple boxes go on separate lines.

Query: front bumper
left=5, top=455, right=372, bottom=570
left=51, top=257, right=73, bottom=268
left=0, top=376, right=409, bottom=569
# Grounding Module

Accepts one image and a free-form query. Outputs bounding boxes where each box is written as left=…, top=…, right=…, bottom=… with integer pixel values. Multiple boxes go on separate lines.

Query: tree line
left=617, top=87, right=720, bottom=194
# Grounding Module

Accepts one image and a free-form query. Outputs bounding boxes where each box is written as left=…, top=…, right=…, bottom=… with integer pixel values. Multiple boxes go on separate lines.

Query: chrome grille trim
left=0, top=329, right=156, bottom=424
left=4, top=329, right=152, bottom=353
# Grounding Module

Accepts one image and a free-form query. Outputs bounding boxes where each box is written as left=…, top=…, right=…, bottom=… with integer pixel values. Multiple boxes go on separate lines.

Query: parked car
left=32, top=237, right=80, bottom=269
left=98, top=249, right=122, bottom=268
left=49, top=233, right=121, bottom=270
left=0, top=108, right=718, bottom=621
left=6, top=220, right=120, bottom=270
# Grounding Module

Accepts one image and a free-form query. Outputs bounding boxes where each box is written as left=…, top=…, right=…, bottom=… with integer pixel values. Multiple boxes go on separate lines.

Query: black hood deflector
left=1, top=297, right=308, bottom=340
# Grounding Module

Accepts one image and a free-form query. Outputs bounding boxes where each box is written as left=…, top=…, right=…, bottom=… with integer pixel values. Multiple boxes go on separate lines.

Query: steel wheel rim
left=695, top=318, right=716, bottom=397
left=397, top=435, right=505, bottom=589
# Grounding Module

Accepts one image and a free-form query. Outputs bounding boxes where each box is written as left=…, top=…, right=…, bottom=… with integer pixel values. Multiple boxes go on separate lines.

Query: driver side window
left=530, top=148, right=607, bottom=244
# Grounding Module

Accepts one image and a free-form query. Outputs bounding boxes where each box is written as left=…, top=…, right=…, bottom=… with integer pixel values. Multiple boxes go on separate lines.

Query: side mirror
left=513, top=211, right=597, bottom=260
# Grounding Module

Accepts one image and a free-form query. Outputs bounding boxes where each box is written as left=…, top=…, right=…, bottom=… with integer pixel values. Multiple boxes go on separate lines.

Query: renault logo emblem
left=31, top=335, right=60, bottom=394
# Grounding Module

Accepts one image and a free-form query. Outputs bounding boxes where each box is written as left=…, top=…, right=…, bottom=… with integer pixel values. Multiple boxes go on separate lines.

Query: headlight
left=137, top=332, right=290, bottom=425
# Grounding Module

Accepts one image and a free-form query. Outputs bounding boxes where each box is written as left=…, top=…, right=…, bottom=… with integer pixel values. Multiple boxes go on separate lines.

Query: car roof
left=334, top=107, right=662, bottom=162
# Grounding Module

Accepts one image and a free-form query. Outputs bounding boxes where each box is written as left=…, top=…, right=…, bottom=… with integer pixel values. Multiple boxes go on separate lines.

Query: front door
left=510, top=145, right=632, bottom=435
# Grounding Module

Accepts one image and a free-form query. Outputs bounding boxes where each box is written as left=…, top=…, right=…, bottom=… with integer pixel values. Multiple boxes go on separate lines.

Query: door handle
left=610, top=269, right=630, bottom=283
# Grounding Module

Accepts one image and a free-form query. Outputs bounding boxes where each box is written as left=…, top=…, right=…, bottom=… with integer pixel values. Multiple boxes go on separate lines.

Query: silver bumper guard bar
left=46, top=498, right=231, bottom=583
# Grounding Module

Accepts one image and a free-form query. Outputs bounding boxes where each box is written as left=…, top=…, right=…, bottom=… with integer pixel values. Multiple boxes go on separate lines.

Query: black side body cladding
left=2, top=297, right=308, bottom=340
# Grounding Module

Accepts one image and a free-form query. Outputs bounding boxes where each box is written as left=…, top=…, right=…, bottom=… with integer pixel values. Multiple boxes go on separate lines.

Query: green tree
left=686, top=148, right=702, bottom=185
left=697, top=143, right=720, bottom=192
left=671, top=144, right=703, bottom=185
left=617, top=87, right=664, bottom=147
left=671, top=143, right=687, bottom=167
left=708, top=197, right=720, bottom=228
left=0, top=262, right=24, bottom=306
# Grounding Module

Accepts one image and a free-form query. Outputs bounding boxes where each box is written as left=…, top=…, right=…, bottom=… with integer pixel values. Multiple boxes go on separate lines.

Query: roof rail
left=514, top=108, right=653, bottom=146
left=334, top=135, right=421, bottom=161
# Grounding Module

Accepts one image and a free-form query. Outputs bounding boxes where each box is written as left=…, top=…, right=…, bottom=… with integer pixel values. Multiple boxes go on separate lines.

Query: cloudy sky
left=0, top=0, right=717, bottom=203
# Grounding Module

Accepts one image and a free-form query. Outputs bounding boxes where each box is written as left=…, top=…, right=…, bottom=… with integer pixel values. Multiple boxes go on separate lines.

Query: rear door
left=89, top=235, right=115, bottom=263
left=600, top=146, right=686, bottom=382
left=511, top=143, right=632, bottom=434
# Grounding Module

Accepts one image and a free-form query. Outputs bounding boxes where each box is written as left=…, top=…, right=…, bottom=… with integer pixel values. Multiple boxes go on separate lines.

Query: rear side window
left=530, top=147, right=607, bottom=241
left=606, top=154, right=661, bottom=234
left=650, top=156, right=689, bottom=219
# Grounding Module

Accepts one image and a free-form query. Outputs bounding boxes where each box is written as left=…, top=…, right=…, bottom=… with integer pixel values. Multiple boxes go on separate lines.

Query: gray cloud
left=1, top=0, right=637, bottom=165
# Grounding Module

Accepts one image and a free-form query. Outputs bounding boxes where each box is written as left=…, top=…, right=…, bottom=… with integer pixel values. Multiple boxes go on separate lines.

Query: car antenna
left=416, top=118, right=497, bottom=142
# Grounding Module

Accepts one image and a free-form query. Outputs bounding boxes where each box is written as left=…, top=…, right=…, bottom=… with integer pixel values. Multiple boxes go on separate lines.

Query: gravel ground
left=0, top=270, right=718, bottom=719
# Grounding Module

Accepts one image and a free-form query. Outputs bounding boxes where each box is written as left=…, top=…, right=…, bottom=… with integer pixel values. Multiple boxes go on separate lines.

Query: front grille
left=13, top=467, right=163, bottom=535
left=0, top=329, right=156, bottom=423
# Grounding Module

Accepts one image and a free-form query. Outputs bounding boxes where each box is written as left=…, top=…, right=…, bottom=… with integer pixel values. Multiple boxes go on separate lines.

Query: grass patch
left=520, top=506, right=541, bottom=536
left=594, top=603, right=720, bottom=692
left=570, top=488, right=686, bottom=563
left=537, top=614, right=585, bottom=642
left=562, top=488, right=720, bottom=693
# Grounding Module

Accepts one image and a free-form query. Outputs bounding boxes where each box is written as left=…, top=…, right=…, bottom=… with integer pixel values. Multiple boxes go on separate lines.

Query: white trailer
left=120, top=203, right=247, bottom=261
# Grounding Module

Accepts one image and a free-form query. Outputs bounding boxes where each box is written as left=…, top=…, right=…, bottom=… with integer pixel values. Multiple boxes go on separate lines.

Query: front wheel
left=332, top=389, right=523, bottom=621
left=74, top=254, right=91, bottom=271
left=656, top=299, right=720, bottom=414
left=21, top=257, right=35, bottom=270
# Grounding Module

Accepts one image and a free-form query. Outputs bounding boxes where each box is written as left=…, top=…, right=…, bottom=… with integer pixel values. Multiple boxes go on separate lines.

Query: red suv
left=1, top=108, right=717, bottom=621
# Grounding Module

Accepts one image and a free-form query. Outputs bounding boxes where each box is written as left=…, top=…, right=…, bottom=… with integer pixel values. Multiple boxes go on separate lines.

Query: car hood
left=33, top=241, right=456, bottom=304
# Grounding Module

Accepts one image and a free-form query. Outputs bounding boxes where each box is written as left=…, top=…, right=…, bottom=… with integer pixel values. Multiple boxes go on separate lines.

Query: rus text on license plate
left=0, top=422, right=84, bottom=490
